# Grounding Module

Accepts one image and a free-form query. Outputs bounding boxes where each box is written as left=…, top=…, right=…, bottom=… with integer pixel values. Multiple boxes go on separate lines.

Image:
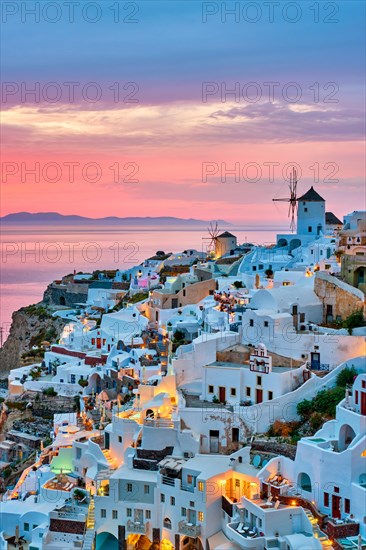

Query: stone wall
left=314, top=272, right=365, bottom=323
left=43, top=282, right=89, bottom=307
left=49, top=518, right=85, bottom=534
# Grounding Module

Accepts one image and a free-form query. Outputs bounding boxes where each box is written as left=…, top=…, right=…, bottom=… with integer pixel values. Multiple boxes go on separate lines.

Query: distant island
left=1, top=212, right=230, bottom=226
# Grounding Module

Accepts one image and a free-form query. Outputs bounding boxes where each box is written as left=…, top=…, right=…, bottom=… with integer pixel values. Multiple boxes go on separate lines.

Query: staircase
left=82, top=499, right=95, bottom=550
left=304, top=509, right=333, bottom=548
left=156, top=341, right=167, bottom=354
left=102, top=449, right=117, bottom=469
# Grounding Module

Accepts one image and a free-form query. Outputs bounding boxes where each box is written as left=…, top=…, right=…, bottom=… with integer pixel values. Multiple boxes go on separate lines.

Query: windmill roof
left=218, top=231, right=236, bottom=238
left=326, top=211, right=342, bottom=225
left=297, top=186, right=325, bottom=202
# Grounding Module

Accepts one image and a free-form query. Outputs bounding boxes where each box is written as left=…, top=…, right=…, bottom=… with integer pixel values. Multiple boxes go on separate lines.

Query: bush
left=78, top=379, right=89, bottom=388
left=342, top=310, right=365, bottom=334
left=336, top=366, right=358, bottom=387
left=42, top=387, right=57, bottom=397
left=232, top=280, right=244, bottom=289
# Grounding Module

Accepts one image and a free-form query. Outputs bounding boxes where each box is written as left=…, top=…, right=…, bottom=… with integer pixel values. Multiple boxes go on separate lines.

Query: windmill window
left=304, top=207, right=308, bottom=212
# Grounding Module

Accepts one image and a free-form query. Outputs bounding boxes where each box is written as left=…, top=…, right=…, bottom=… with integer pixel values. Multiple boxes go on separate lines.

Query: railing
left=178, top=520, right=201, bottom=537
left=143, top=418, right=174, bottom=428
left=180, top=482, right=195, bottom=493
left=126, top=520, right=148, bottom=534
left=162, top=475, right=176, bottom=487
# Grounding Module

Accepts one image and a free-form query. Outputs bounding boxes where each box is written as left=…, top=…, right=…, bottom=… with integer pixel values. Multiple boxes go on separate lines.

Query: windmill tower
left=207, top=222, right=220, bottom=257
left=272, top=167, right=298, bottom=233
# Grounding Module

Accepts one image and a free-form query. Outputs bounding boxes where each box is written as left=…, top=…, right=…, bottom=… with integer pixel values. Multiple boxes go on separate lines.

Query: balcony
left=178, top=520, right=201, bottom=537
left=126, top=520, right=148, bottom=534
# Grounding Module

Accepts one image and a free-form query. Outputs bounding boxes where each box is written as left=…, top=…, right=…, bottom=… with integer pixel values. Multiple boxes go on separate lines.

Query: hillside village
left=0, top=190, right=365, bottom=550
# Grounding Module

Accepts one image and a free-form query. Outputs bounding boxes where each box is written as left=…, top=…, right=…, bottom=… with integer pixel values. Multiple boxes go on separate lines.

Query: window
left=304, top=207, right=308, bottom=212
left=246, top=387, right=251, bottom=397
left=164, top=518, right=172, bottom=529
left=146, top=510, right=151, bottom=519
left=259, top=264, right=264, bottom=270
left=308, top=226, right=312, bottom=233
left=257, top=376, right=262, bottom=386
left=208, top=385, right=214, bottom=394
left=334, top=486, right=339, bottom=493
left=144, top=484, right=150, bottom=494
left=231, top=387, right=236, bottom=397
left=190, top=501, right=195, bottom=507
left=118, top=436, right=122, bottom=443
left=235, top=478, right=240, bottom=487
left=198, top=481, right=204, bottom=492
left=187, top=475, right=193, bottom=484
left=264, top=321, right=268, bottom=327
left=127, top=508, right=132, bottom=517
left=127, top=483, right=133, bottom=492
left=198, top=511, right=204, bottom=522
left=76, top=448, right=81, bottom=458
left=161, top=494, right=165, bottom=503
left=101, top=509, right=106, bottom=518
left=252, top=266, right=257, bottom=271
left=112, top=510, right=118, bottom=519
left=355, top=391, right=358, bottom=404
left=324, top=492, right=329, bottom=507
left=362, top=381, right=366, bottom=389
left=24, top=523, right=29, bottom=532
left=345, top=498, right=350, bottom=514
left=181, top=507, right=187, bottom=516
left=170, top=496, right=175, bottom=505
left=268, top=391, right=273, bottom=400
left=249, top=319, right=254, bottom=327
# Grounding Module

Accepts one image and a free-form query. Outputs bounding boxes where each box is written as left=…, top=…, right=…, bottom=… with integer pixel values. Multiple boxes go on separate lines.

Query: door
left=332, top=495, right=341, bottom=519
left=361, top=391, right=366, bottom=416
left=96, top=338, right=101, bottom=349
left=219, top=386, right=226, bottom=403
left=256, top=389, right=263, bottom=404
left=172, top=298, right=178, bottom=308
left=311, top=352, right=320, bottom=370
left=209, top=430, right=220, bottom=453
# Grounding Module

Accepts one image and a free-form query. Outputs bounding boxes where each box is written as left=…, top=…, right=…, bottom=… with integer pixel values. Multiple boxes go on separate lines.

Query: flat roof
left=206, top=361, right=299, bottom=372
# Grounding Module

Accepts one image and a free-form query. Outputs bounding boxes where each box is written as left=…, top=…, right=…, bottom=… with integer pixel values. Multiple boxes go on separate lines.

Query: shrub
left=342, top=310, right=365, bottom=335
left=336, top=366, right=358, bottom=388
left=78, top=379, right=89, bottom=388
left=42, top=387, right=57, bottom=397
left=232, top=280, right=244, bottom=289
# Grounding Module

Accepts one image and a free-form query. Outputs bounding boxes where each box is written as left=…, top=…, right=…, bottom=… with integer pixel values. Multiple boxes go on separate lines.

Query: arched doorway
left=96, top=532, right=118, bottom=550
left=298, top=472, right=312, bottom=493
left=145, top=409, right=154, bottom=419
left=59, top=296, right=66, bottom=306
left=277, top=238, right=288, bottom=248
left=289, top=238, right=301, bottom=252
left=339, top=424, right=356, bottom=451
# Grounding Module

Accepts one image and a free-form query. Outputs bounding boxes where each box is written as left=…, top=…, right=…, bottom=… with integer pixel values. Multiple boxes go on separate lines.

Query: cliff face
left=0, top=306, right=65, bottom=377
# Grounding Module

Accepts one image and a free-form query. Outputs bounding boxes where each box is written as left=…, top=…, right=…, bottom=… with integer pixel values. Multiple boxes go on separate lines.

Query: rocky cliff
left=0, top=305, right=66, bottom=377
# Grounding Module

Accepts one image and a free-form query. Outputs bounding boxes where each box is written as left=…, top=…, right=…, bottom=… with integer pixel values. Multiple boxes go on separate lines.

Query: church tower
left=297, top=186, right=325, bottom=236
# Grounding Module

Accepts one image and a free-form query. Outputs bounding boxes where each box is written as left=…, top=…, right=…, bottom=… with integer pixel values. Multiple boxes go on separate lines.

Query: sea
left=0, top=224, right=283, bottom=344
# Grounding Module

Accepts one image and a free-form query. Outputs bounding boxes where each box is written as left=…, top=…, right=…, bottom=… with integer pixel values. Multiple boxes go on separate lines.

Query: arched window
left=163, top=517, right=172, bottom=529
left=298, top=472, right=312, bottom=492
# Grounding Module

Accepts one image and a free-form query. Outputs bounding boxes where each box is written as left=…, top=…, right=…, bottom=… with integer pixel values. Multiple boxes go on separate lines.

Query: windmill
left=272, top=167, right=298, bottom=233
left=207, top=221, right=220, bottom=257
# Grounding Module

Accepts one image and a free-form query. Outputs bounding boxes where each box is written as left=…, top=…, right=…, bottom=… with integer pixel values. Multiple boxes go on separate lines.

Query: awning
left=207, top=531, right=241, bottom=550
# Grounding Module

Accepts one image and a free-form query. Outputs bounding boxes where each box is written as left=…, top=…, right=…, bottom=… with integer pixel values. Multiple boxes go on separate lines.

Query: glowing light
left=291, top=500, right=297, bottom=506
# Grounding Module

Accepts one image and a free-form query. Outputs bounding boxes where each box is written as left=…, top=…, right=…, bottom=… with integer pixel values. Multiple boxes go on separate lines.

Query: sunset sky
left=1, top=0, right=365, bottom=225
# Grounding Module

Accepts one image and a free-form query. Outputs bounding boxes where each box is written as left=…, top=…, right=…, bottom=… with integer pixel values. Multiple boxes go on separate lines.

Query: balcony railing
left=178, top=520, right=201, bottom=537
left=180, top=482, right=195, bottom=493
left=126, top=520, right=148, bottom=534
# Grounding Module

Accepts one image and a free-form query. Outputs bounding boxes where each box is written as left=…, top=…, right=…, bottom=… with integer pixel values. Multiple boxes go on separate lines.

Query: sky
left=1, top=0, right=365, bottom=225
